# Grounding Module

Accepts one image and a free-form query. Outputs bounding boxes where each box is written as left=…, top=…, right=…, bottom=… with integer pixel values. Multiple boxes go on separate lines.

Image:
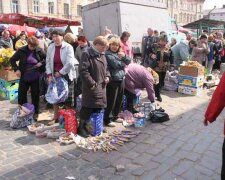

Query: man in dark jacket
left=78, top=36, right=110, bottom=137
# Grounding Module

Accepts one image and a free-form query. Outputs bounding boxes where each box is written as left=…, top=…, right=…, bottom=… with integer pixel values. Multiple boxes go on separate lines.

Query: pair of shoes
left=115, top=118, right=123, bottom=123
left=156, top=96, right=162, bottom=102
left=78, top=128, right=90, bottom=138
left=107, top=122, right=116, bottom=127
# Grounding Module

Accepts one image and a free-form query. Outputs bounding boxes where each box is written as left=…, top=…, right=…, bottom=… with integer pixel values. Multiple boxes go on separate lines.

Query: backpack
left=148, top=110, right=170, bottom=123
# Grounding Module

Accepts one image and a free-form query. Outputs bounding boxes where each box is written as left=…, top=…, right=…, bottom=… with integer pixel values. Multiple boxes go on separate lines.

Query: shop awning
left=183, top=18, right=225, bottom=29
left=0, top=13, right=81, bottom=28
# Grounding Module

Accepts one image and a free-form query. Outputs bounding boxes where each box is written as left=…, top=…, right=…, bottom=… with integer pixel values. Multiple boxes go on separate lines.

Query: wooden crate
left=0, top=69, right=19, bottom=81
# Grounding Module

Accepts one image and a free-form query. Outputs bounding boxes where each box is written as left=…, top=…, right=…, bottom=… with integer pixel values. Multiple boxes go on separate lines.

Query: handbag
left=45, top=77, right=69, bottom=104
left=148, top=110, right=169, bottom=123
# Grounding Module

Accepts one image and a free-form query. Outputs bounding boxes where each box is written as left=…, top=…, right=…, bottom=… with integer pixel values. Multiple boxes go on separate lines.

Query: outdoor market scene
left=0, top=0, right=225, bottom=179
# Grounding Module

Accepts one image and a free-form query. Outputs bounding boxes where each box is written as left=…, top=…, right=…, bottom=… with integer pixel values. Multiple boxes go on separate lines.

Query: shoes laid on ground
left=107, top=122, right=116, bottom=127
left=115, top=118, right=123, bottom=123
left=103, top=127, right=108, bottom=133
left=77, top=128, right=90, bottom=138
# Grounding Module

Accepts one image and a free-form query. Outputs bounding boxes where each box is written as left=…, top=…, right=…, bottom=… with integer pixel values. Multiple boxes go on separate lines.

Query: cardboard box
left=178, top=85, right=202, bottom=96
left=178, top=75, right=204, bottom=87
left=179, top=65, right=204, bottom=77
left=0, top=69, right=19, bottom=81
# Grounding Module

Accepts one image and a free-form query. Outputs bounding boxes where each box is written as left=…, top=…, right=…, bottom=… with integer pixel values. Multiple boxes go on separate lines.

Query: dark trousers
left=79, top=107, right=102, bottom=123
left=18, top=78, right=39, bottom=114
left=104, top=80, right=124, bottom=124
left=222, top=138, right=225, bottom=180
left=154, top=71, right=166, bottom=98
left=73, top=76, right=82, bottom=108
left=124, top=89, right=136, bottom=113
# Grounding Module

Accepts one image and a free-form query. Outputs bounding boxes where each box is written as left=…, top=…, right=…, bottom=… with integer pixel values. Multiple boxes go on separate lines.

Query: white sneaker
left=107, top=122, right=116, bottom=127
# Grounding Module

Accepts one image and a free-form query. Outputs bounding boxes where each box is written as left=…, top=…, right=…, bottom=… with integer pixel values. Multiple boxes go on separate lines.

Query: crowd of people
left=0, top=26, right=224, bottom=137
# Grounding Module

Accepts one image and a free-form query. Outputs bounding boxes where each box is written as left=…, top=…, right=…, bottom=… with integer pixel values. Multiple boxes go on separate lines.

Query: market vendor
left=78, top=36, right=110, bottom=137
left=10, top=36, right=46, bottom=118
left=125, top=63, right=156, bottom=113
left=0, top=30, right=13, bottom=49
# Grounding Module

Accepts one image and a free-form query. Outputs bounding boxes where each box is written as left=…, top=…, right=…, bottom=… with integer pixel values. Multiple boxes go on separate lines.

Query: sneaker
left=107, top=122, right=116, bottom=127
left=115, top=118, right=123, bottom=123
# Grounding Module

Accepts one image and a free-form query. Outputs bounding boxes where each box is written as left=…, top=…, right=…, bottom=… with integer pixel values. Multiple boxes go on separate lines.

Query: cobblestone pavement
left=0, top=89, right=223, bottom=180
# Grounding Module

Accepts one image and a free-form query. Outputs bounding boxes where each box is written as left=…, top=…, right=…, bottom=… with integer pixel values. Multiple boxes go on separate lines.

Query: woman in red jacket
left=204, top=73, right=225, bottom=179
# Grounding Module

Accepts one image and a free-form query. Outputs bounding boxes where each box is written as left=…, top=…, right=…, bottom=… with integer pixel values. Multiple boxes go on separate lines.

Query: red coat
left=205, top=73, right=225, bottom=135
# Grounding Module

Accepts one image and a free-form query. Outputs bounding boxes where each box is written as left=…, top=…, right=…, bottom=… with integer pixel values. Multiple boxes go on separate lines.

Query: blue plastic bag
left=45, top=77, right=68, bottom=104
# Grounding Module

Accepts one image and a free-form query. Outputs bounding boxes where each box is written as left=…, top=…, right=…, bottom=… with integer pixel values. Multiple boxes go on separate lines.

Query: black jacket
left=10, top=45, right=46, bottom=74
left=105, top=50, right=131, bottom=81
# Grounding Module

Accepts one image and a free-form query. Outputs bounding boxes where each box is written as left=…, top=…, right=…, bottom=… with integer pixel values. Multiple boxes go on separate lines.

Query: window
left=77, top=5, right=82, bottom=16
left=199, top=5, right=202, bottom=12
left=179, top=13, right=182, bottom=22
left=48, top=2, right=54, bottom=14
left=174, top=14, right=177, bottom=21
left=12, top=0, right=19, bottom=13
left=33, top=0, right=39, bottom=13
left=64, top=3, right=69, bottom=15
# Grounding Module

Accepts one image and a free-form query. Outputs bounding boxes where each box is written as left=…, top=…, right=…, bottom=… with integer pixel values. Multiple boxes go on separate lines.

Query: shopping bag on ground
left=10, top=103, right=35, bottom=129
left=45, top=77, right=68, bottom=104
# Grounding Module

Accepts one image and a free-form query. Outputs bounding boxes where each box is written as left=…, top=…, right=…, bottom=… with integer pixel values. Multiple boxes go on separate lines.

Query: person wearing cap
left=151, top=33, right=174, bottom=102
left=191, top=35, right=209, bottom=66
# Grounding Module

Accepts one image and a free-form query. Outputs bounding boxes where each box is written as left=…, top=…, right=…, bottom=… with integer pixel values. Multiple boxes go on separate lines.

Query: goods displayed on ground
left=179, top=61, right=205, bottom=77
left=73, top=130, right=140, bottom=153
left=203, top=72, right=220, bottom=89
left=178, top=61, right=204, bottom=96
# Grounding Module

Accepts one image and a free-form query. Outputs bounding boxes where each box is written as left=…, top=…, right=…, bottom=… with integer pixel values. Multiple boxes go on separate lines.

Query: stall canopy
left=8, top=24, right=36, bottom=37
left=183, top=18, right=225, bottom=36
left=0, top=13, right=81, bottom=28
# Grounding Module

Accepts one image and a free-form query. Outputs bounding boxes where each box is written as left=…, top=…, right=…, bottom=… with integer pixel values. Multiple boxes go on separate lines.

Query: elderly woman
left=46, top=30, right=78, bottom=125
left=78, top=36, right=110, bottom=137
left=15, top=32, right=27, bottom=50
left=125, top=63, right=155, bottom=113
left=64, top=32, right=79, bottom=54
left=10, top=36, right=46, bottom=117
left=104, top=37, right=131, bottom=127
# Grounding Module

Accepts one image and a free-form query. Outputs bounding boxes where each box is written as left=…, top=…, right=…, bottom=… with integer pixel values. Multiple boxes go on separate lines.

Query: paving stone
left=194, top=164, right=214, bottom=177
left=172, top=160, right=194, bottom=176
left=30, top=165, right=54, bottom=175
left=131, top=167, right=145, bottom=176
left=2, top=167, right=27, bottom=178
left=93, top=159, right=111, bottom=169
left=132, top=153, right=152, bottom=165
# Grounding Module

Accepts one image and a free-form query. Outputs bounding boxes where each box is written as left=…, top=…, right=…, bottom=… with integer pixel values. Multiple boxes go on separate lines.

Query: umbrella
left=7, top=24, right=36, bottom=37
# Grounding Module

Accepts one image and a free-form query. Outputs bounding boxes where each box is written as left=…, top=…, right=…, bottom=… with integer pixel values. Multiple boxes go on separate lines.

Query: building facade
left=203, top=5, right=225, bottom=22
left=167, top=0, right=205, bottom=25
left=0, top=0, right=97, bottom=20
